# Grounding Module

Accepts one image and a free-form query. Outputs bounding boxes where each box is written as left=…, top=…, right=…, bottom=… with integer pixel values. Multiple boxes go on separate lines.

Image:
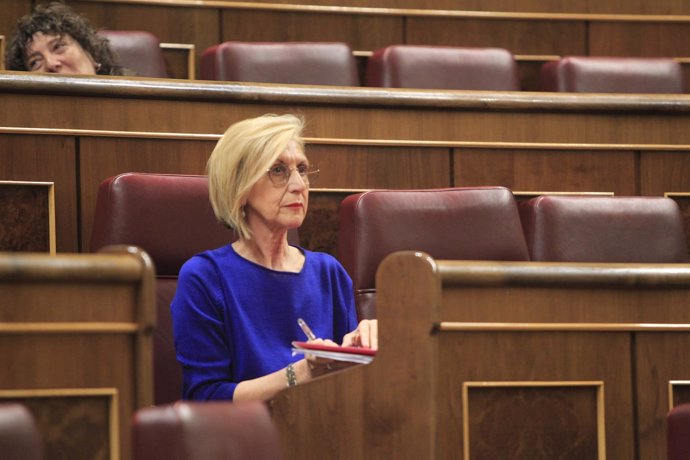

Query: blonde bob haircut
left=207, top=114, right=305, bottom=240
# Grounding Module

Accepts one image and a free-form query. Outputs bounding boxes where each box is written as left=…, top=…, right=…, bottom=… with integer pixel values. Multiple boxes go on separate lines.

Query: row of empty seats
left=89, top=173, right=689, bottom=405
left=201, top=42, right=687, bottom=93
left=339, top=187, right=689, bottom=318
left=89, top=30, right=687, bottom=93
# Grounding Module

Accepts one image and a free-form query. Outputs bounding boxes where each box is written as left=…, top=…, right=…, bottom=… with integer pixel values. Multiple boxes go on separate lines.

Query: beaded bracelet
left=285, top=363, right=297, bottom=387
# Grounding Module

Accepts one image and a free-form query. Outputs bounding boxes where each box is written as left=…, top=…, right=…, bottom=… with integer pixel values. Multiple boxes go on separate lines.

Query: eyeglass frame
left=265, top=163, right=320, bottom=187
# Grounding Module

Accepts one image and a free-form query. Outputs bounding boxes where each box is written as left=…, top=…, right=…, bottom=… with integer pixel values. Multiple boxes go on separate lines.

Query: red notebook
left=291, top=341, right=376, bottom=364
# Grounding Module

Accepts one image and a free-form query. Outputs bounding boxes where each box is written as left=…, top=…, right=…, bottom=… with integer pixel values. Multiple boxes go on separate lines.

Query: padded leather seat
left=519, top=195, right=689, bottom=262
left=90, top=173, right=235, bottom=275
left=365, top=45, right=520, bottom=90
left=200, top=41, right=359, bottom=86
left=132, top=401, right=283, bottom=460
left=0, top=403, right=43, bottom=460
left=91, top=173, right=234, bottom=404
left=540, top=56, right=685, bottom=93
left=91, top=173, right=299, bottom=404
left=98, top=30, right=168, bottom=78
left=668, top=404, right=690, bottom=460
left=338, top=187, right=530, bottom=319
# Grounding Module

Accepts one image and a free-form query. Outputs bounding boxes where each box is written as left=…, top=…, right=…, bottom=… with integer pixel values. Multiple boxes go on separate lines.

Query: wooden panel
left=0, top=249, right=155, bottom=460
left=0, top=94, right=247, bottom=134
left=0, top=134, right=77, bottom=252
left=79, top=137, right=215, bottom=251
left=517, top=58, right=551, bottom=91
left=454, top=148, right=637, bottom=195
left=0, top=181, right=55, bottom=253
left=221, top=10, right=403, bottom=52
left=641, top=151, right=690, bottom=196
left=307, top=144, right=450, bottom=189
left=583, top=0, right=690, bottom=15
left=590, top=22, right=690, bottom=57
left=1, top=389, right=118, bottom=460
left=440, top=332, right=630, bottom=458
left=160, top=43, right=195, bottom=80
left=406, top=18, right=587, bottom=56
left=301, top=190, right=356, bottom=258
left=0, top=1, right=31, bottom=50
left=67, top=1, right=218, bottom=77
left=463, top=383, right=602, bottom=458
left=682, top=63, right=690, bottom=94
left=670, top=381, right=690, bottom=406
left=6, top=75, right=690, bottom=145
left=65, top=0, right=690, bottom=16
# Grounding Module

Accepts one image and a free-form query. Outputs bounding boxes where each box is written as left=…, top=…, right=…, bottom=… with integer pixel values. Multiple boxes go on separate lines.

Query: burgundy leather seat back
left=90, top=173, right=235, bottom=274
left=91, top=173, right=235, bottom=404
left=98, top=30, right=168, bottom=78
left=132, top=401, right=284, bottom=460
left=338, top=187, right=530, bottom=319
left=91, top=173, right=297, bottom=404
left=540, top=56, right=685, bottom=93
left=0, top=403, right=43, bottom=460
left=365, top=45, right=520, bottom=90
left=668, top=404, right=690, bottom=460
left=200, top=41, right=359, bottom=86
left=519, top=195, right=689, bottom=262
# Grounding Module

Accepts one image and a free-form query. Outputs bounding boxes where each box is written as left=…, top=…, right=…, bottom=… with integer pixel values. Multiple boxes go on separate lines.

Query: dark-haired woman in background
left=5, top=2, right=123, bottom=75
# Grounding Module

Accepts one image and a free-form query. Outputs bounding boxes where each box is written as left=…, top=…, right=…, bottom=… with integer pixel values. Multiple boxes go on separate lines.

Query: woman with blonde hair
left=173, top=114, right=377, bottom=401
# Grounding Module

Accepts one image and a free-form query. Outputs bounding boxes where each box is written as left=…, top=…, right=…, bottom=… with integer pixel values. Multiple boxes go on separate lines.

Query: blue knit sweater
left=171, top=244, right=357, bottom=400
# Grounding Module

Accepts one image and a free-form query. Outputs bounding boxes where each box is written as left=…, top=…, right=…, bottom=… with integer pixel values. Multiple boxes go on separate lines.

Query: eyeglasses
left=266, top=163, right=319, bottom=187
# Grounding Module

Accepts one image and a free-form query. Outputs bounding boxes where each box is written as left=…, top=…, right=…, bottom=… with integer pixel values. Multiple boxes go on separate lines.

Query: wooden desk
left=0, top=180, right=55, bottom=253
left=2, top=72, right=690, bottom=254
left=270, top=253, right=690, bottom=459
left=0, top=246, right=155, bottom=460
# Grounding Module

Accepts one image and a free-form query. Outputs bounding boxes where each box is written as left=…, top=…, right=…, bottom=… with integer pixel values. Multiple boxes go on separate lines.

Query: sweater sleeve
left=171, top=256, right=238, bottom=400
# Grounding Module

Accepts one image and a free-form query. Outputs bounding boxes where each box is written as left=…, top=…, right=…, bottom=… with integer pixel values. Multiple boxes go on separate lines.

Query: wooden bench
left=270, top=252, right=690, bottom=459
left=0, top=246, right=155, bottom=460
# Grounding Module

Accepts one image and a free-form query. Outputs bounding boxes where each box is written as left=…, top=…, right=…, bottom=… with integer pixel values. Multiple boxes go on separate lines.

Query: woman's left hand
left=342, top=319, right=378, bottom=350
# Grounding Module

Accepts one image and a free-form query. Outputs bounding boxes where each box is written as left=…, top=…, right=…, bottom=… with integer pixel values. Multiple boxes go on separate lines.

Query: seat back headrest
left=0, top=403, right=43, bottom=460
left=132, top=401, right=284, bottom=460
left=540, top=56, right=685, bottom=93
left=338, top=186, right=530, bottom=291
left=519, top=195, right=689, bottom=262
left=200, top=41, right=359, bottom=86
left=98, top=30, right=168, bottom=78
left=365, top=45, right=520, bottom=90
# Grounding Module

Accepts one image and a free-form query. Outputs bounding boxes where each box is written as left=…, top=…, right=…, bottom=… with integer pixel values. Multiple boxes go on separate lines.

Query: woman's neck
left=232, top=232, right=303, bottom=272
